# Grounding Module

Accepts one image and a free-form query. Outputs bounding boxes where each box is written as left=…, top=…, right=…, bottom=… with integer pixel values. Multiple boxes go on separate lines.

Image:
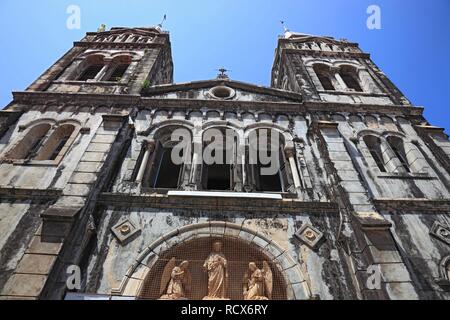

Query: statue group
left=159, top=241, right=273, bottom=300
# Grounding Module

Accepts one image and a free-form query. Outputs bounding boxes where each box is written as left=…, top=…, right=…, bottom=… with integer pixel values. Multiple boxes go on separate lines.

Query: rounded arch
left=21, top=118, right=57, bottom=130
left=304, top=58, right=333, bottom=68
left=334, top=62, right=362, bottom=70
left=381, top=130, right=406, bottom=140
left=202, top=120, right=243, bottom=132
left=79, top=52, right=107, bottom=62
left=148, top=120, right=195, bottom=138
left=244, top=123, right=293, bottom=144
left=113, top=222, right=311, bottom=300
left=5, top=123, right=52, bottom=160
left=110, top=51, right=143, bottom=61
left=356, top=129, right=382, bottom=140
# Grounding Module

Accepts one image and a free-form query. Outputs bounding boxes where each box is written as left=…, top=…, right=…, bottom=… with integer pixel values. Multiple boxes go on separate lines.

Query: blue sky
left=0, top=0, right=449, bottom=132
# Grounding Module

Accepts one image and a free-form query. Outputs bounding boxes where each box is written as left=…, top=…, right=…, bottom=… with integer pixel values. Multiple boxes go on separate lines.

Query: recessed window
left=203, top=148, right=232, bottom=191
left=313, top=64, right=335, bottom=91
left=104, top=64, right=129, bottom=82
left=78, top=64, right=104, bottom=81
left=387, top=136, right=410, bottom=173
left=363, top=135, right=386, bottom=172
left=339, top=66, right=363, bottom=92
left=151, top=145, right=183, bottom=189
left=4, top=123, right=78, bottom=163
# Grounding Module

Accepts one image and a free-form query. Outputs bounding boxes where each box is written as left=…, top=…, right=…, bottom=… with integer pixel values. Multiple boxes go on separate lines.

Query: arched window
left=77, top=55, right=105, bottom=81
left=363, top=135, right=386, bottom=172
left=313, top=64, right=335, bottom=91
left=34, top=124, right=75, bottom=161
left=386, top=136, right=410, bottom=173
left=202, top=128, right=238, bottom=191
left=144, top=127, right=192, bottom=189
left=339, top=66, right=363, bottom=92
left=4, top=122, right=79, bottom=163
left=103, top=55, right=131, bottom=82
left=248, top=129, right=290, bottom=192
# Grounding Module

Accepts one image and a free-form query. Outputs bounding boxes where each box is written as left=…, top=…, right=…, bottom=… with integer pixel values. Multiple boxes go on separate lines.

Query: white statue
left=202, top=241, right=229, bottom=300
left=159, top=258, right=191, bottom=300
left=243, top=261, right=273, bottom=300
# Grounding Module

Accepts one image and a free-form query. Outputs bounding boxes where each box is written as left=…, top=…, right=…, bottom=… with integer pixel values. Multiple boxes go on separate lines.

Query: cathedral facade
left=0, top=26, right=449, bottom=300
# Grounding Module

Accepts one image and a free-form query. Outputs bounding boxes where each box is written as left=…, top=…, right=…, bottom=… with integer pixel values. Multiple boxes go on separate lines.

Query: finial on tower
left=157, top=14, right=167, bottom=30
left=216, top=67, right=231, bottom=80
left=280, top=20, right=289, bottom=34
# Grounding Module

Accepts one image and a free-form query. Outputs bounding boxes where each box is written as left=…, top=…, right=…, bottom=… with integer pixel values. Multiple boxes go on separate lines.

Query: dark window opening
left=340, top=73, right=363, bottom=92
left=78, top=64, right=103, bottom=81
left=387, top=137, right=410, bottom=173
left=390, top=144, right=410, bottom=173
left=49, top=137, right=69, bottom=161
left=105, top=64, right=129, bottom=82
left=364, top=136, right=386, bottom=172
left=203, top=148, right=232, bottom=191
left=317, top=73, right=335, bottom=91
left=153, top=147, right=182, bottom=189
left=26, top=136, right=46, bottom=159
left=255, top=149, right=283, bottom=192
left=368, top=147, right=386, bottom=172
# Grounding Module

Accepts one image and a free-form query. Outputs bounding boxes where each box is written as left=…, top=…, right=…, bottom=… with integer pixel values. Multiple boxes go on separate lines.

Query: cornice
left=373, top=198, right=450, bottom=213
left=8, top=91, right=424, bottom=117
left=74, top=41, right=166, bottom=50
left=282, top=48, right=371, bottom=59
left=98, top=192, right=338, bottom=214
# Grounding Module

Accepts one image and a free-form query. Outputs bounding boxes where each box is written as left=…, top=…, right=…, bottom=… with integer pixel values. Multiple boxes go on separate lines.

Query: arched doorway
left=138, top=236, right=287, bottom=300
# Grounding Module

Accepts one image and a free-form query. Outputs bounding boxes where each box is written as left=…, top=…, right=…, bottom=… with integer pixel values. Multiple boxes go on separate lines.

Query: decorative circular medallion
left=208, top=86, right=236, bottom=100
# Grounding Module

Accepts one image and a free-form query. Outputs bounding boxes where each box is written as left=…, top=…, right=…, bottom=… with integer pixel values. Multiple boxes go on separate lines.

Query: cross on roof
left=216, top=67, right=231, bottom=79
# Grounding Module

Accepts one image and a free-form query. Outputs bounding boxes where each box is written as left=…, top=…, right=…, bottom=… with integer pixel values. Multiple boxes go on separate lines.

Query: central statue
left=202, top=240, right=229, bottom=300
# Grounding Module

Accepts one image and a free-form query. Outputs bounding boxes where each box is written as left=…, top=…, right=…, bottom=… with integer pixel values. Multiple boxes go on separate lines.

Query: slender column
left=136, top=139, right=155, bottom=182
left=285, top=147, right=301, bottom=189
left=188, top=141, right=203, bottom=189
left=331, top=67, right=347, bottom=91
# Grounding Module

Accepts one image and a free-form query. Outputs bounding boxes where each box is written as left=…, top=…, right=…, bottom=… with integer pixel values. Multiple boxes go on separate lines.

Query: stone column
left=188, top=141, right=203, bottom=190
left=285, top=147, right=301, bottom=189
left=331, top=67, right=347, bottom=91
left=136, top=139, right=155, bottom=182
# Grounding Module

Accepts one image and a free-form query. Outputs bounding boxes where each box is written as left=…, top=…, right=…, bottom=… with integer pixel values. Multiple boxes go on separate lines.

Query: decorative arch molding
left=112, top=221, right=311, bottom=300
left=19, top=118, right=82, bottom=132
left=244, top=123, right=293, bottom=142
left=356, top=129, right=383, bottom=140
left=202, top=120, right=243, bottom=131
left=78, top=50, right=143, bottom=61
left=381, top=130, right=407, bottom=140
left=20, top=118, right=57, bottom=130
left=146, top=119, right=195, bottom=137
left=304, top=58, right=363, bottom=70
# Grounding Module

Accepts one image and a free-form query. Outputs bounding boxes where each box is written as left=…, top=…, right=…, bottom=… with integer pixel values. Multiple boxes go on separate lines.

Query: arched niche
left=140, top=237, right=286, bottom=300
left=112, top=222, right=311, bottom=300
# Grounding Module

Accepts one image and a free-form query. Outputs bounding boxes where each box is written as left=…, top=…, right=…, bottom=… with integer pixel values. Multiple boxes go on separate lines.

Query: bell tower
left=27, top=26, right=173, bottom=95
left=271, top=30, right=410, bottom=106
